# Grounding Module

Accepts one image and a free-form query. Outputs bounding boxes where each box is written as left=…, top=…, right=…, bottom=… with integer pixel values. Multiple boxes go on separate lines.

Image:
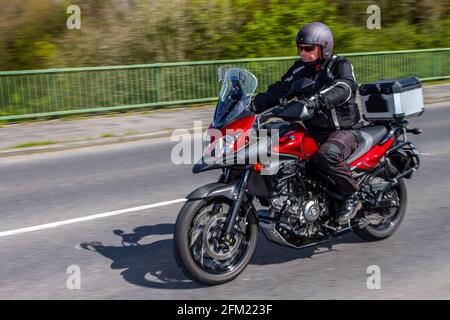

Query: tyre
left=174, top=198, right=258, bottom=285
left=353, top=163, right=407, bottom=241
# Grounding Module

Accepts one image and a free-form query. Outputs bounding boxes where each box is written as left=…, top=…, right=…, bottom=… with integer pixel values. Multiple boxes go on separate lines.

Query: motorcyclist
left=251, top=22, right=363, bottom=224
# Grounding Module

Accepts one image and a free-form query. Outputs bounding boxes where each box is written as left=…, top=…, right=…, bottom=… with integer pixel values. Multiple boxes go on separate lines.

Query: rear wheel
left=353, top=164, right=407, bottom=241
left=174, top=198, right=258, bottom=285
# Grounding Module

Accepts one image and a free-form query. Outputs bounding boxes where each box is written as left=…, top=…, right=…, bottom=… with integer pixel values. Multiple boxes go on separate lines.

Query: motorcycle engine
left=270, top=190, right=330, bottom=244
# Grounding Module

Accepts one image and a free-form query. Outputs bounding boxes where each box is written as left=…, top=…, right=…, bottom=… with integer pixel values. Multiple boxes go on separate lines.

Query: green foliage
left=0, top=0, right=449, bottom=71
left=0, top=0, right=68, bottom=70
left=227, top=0, right=340, bottom=57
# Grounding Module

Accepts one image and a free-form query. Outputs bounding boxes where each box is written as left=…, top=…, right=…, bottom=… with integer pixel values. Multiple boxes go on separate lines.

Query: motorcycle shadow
left=79, top=223, right=364, bottom=289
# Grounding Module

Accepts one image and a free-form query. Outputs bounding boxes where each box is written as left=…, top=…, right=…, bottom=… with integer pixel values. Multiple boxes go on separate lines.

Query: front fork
left=220, top=168, right=252, bottom=243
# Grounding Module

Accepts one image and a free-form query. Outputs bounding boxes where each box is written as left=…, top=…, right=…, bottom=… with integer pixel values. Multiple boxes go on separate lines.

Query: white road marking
left=0, top=198, right=186, bottom=238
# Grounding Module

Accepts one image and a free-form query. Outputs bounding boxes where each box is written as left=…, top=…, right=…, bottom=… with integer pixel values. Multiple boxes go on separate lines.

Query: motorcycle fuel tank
left=272, top=127, right=319, bottom=160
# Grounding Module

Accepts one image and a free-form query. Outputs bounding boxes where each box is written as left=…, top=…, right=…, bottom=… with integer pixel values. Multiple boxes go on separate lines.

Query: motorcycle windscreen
left=212, top=68, right=258, bottom=128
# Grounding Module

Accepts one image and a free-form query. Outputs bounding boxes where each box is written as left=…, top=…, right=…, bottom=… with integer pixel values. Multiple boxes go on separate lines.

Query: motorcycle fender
left=186, top=181, right=239, bottom=200
left=192, top=161, right=229, bottom=173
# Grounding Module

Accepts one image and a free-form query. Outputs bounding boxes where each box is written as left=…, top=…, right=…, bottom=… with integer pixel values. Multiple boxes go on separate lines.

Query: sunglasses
left=298, top=45, right=317, bottom=52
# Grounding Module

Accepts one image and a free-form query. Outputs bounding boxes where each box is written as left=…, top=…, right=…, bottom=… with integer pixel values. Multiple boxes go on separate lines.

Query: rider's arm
left=316, top=60, right=357, bottom=110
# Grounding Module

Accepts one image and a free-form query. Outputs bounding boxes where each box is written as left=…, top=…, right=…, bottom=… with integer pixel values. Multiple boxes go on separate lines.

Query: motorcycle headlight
left=214, top=133, right=242, bottom=158
left=204, top=131, right=243, bottom=161
left=222, top=134, right=236, bottom=156
left=211, top=134, right=236, bottom=159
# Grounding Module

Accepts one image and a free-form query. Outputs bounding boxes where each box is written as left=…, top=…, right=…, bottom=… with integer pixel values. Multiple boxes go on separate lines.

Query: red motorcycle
left=174, top=68, right=422, bottom=285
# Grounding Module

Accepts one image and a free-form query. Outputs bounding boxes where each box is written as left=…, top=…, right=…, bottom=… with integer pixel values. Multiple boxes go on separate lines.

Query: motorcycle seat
left=346, top=125, right=388, bottom=164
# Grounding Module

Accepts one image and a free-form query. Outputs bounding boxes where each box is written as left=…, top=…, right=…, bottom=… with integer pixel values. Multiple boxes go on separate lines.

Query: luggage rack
left=362, top=120, right=421, bottom=202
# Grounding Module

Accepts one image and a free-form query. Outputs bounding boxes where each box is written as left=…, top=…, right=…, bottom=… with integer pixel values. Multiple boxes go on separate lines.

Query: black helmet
left=295, top=22, right=334, bottom=60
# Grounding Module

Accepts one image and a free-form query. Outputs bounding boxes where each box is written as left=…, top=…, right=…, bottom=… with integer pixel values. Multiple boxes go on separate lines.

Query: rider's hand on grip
left=302, top=96, right=321, bottom=114
left=272, top=101, right=303, bottom=121
left=271, top=106, right=284, bottom=117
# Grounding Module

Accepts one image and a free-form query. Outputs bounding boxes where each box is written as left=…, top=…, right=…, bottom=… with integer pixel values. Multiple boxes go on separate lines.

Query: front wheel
left=174, top=197, right=258, bottom=285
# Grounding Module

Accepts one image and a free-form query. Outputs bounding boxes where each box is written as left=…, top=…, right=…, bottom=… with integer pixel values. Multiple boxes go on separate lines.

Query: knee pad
left=316, top=142, right=342, bottom=165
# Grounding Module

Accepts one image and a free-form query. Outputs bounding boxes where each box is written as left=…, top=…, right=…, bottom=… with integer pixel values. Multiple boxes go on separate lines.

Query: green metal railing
left=1, top=48, right=449, bottom=120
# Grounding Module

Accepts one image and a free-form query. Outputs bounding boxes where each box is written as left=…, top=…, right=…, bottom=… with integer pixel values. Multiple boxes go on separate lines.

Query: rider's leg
left=314, top=130, right=362, bottom=223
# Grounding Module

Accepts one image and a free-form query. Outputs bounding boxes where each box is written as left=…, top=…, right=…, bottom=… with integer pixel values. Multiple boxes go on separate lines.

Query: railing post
left=155, top=66, right=165, bottom=102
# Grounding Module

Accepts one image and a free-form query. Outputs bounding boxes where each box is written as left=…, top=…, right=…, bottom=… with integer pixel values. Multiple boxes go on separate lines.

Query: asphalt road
left=0, top=101, right=450, bottom=299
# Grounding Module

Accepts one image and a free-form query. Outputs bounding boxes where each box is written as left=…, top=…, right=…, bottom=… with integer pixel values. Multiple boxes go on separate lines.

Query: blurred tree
left=226, top=0, right=341, bottom=57
left=0, top=0, right=67, bottom=70
left=0, top=0, right=449, bottom=70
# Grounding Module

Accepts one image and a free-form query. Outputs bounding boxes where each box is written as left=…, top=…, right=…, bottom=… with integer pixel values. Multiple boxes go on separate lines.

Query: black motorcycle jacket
left=253, top=55, right=361, bottom=135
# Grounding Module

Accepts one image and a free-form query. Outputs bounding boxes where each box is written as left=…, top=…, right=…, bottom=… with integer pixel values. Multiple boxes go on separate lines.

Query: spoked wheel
left=353, top=163, right=407, bottom=241
left=174, top=198, right=258, bottom=285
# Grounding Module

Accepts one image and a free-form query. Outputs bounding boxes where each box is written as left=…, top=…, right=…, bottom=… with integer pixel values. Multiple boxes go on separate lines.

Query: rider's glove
left=271, top=106, right=284, bottom=117
left=272, top=101, right=303, bottom=120
left=282, top=99, right=301, bottom=111
left=301, top=95, right=322, bottom=114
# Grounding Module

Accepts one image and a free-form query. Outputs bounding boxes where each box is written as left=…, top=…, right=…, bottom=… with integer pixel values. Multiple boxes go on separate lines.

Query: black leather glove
left=272, top=96, right=322, bottom=121
left=271, top=106, right=284, bottom=117
left=300, top=96, right=322, bottom=114
left=283, top=100, right=299, bottom=109
left=271, top=101, right=303, bottom=121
